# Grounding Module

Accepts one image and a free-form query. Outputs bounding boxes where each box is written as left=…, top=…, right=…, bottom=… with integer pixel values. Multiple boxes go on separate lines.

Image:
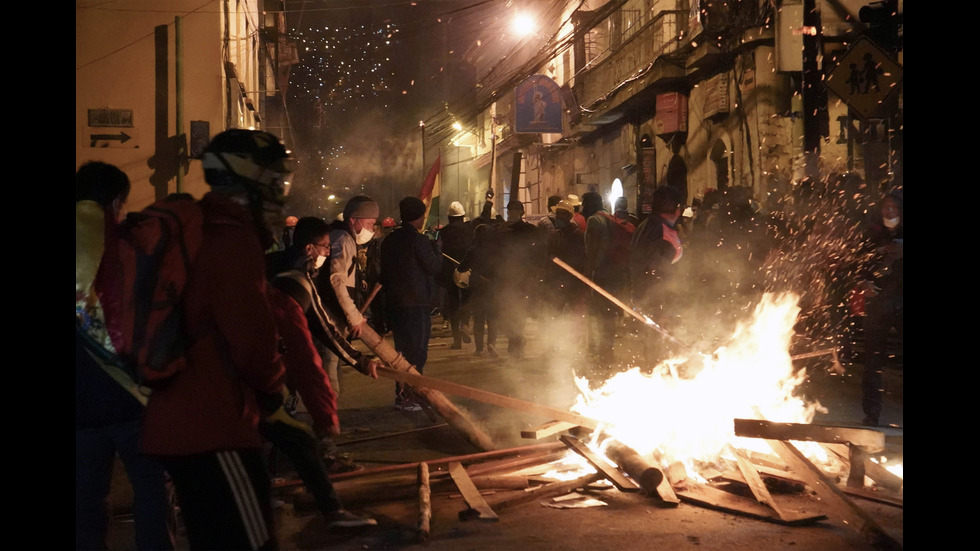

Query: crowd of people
left=77, top=128, right=902, bottom=550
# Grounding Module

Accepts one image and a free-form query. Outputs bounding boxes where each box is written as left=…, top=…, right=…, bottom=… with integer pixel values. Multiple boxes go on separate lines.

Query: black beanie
left=400, top=196, right=427, bottom=222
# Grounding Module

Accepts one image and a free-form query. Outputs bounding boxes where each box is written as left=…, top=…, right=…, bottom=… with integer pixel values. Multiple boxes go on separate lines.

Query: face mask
left=314, top=254, right=327, bottom=269
left=354, top=226, right=375, bottom=245
left=883, top=216, right=900, bottom=229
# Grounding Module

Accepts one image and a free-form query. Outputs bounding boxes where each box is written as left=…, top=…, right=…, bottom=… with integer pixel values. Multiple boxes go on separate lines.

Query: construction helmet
left=382, top=217, right=396, bottom=228
left=448, top=201, right=465, bottom=217
left=285, top=215, right=299, bottom=228
left=201, top=129, right=292, bottom=205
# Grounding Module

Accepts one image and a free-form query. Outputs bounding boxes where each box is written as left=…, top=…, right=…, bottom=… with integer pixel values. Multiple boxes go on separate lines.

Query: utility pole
left=801, top=0, right=827, bottom=180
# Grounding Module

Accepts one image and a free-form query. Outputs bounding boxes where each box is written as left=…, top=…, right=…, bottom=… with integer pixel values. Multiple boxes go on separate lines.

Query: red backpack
left=599, top=212, right=635, bottom=266
left=114, top=194, right=205, bottom=388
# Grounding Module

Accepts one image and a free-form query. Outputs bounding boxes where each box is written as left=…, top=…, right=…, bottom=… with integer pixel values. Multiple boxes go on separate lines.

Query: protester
left=583, top=191, right=634, bottom=363
left=858, top=187, right=903, bottom=427
left=438, top=201, right=474, bottom=349
left=316, top=195, right=380, bottom=397
left=630, top=186, right=685, bottom=363
left=490, top=200, right=544, bottom=358
left=76, top=161, right=175, bottom=551
left=379, top=196, right=443, bottom=410
left=139, top=129, right=288, bottom=550
left=459, top=222, right=498, bottom=357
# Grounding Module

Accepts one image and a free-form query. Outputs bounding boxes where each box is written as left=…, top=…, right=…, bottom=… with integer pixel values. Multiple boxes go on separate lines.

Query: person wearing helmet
left=315, top=195, right=380, bottom=397
left=438, top=201, right=473, bottom=349
left=139, top=129, right=289, bottom=550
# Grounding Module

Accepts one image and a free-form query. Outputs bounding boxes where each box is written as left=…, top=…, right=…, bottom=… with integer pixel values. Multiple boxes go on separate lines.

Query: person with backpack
left=138, top=129, right=290, bottom=550
left=76, top=161, right=175, bottom=551
left=630, top=186, right=685, bottom=365
left=583, top=191, right=635, bottom=364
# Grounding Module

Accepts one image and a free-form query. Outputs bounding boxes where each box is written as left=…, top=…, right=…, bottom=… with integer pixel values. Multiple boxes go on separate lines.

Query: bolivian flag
left=419, top=155, right=441, bottom=231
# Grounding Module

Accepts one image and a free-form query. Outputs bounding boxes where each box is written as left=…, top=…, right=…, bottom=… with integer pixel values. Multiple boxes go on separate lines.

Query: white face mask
left=883, top=216, right=900, bottom=229
left=354, top=226, right=375, bottom=245
left=314, top=254, right=327, bottom=269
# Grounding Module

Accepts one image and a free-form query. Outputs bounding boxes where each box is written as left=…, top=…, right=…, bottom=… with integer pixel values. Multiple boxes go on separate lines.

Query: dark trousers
left=387, top=305, right=432, bottom=400
left=260, top=420, right=342, bottom=514
left=75, top=420, right=175, bottom=551
left=163, top=449, right=276, bottom=551
left=862, top=290, right=903, bottom=424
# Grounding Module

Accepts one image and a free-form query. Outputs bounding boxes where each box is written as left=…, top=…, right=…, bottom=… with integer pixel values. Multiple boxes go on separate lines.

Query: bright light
left=608, top=178, right=623, bottom=208
left=452, top=122, right=463, bottom=131
left=512, top=13, right=536, bottom=37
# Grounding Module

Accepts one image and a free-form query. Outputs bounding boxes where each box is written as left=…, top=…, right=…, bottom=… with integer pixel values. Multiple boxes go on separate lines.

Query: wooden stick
left=359, top=325, right=496, bottom=451
left=418, top=462, right=431, bottom=542
left=449, top=461, right=499, bottom=521
left=358, top=283, right=382, bottom=314
left=733, top=418, right=885, bottom=452
left=487, top=472, right=603, bottom=511
left=675, top=481, right=826, bottom=526
left=551, top=257, right=695, bottom=353
left=335, top=423, right=448, bottom=447
left=521, top=420, right=578, bottom=440
left=376, top=365, right=599, bottom=429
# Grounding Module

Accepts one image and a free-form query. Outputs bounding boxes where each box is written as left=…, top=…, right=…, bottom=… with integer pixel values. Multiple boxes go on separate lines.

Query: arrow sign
left=90, top=131, right=132, bottom=147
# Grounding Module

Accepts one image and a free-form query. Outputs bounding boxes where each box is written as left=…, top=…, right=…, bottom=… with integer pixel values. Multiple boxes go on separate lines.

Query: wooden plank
left=464, top=450, right=568, bottom=478
left=360, top=328, right=496, bottom=451
left=448, top=461, right=499, bottom=522
left=521, top=420, right=578, bottom=440
left=377, top=366, right=599, bottom=429
left=734, top=419, right=885, bottom=452
left=675, top=482, right=826, bottom=526
left=823, top=443, right=903, bottom=492
left=559, top=435, right=639, bottom=492
left=418, top=463, right=431, bottom=542
left=731, top=447, right=816, bottom=524
left=487, top=472, right=603, bottom=511
left=765, top=439, right=902, bottom=549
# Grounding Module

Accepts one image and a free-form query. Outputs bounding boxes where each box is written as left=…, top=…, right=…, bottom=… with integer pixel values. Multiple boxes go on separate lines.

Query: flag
left=419, top=155, right=441, bottom=231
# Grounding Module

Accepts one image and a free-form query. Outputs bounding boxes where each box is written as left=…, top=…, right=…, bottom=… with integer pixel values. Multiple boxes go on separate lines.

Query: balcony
left=571, top=1, right=689, bottom=129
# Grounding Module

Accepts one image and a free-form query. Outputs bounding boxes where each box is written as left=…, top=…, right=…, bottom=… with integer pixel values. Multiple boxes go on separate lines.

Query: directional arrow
left=90, top=131, right=131, bottom=147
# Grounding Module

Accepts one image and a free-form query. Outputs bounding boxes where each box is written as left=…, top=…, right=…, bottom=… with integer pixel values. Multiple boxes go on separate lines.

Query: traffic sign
left=825, top=37, right=903, bottom=119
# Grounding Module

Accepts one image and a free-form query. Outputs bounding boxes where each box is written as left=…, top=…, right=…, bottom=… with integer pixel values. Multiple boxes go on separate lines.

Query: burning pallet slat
left=559, top=435, right=639, bottom=492
left=823, top=443, right=903, bottom=493
left=733, top=418, right=885, bottom=452
left=764, top=438, right=902, bottom=549
left=522, top=420, right=578, bottom=440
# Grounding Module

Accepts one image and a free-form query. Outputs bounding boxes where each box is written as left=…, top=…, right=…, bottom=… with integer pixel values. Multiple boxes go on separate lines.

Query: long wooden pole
left=358, top=325, right=496, bottom=451
left=551, top=257, right=696, bottom=353
left=376, top=365, right=599, bottom=430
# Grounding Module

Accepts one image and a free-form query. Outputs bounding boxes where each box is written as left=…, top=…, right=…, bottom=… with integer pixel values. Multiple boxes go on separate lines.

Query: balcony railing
left=575, top=0, right=688, bottom=114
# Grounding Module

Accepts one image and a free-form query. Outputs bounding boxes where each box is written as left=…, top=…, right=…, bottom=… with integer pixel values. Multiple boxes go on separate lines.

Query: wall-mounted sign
left=515, top=75, right=564, bottom=134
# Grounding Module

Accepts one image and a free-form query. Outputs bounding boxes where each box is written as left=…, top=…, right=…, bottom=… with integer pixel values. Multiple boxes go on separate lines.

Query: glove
left=264, top=404, right=316, bottom=438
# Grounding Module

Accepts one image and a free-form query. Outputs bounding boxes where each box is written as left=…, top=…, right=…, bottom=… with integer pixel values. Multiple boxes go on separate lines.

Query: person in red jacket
left=139, top=130, right=289, bottom=550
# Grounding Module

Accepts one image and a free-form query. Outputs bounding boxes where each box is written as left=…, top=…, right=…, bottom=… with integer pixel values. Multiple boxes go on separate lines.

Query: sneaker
left=394, top=399, right=423, bottom=412
left=324, top=509, right=377, bottom=529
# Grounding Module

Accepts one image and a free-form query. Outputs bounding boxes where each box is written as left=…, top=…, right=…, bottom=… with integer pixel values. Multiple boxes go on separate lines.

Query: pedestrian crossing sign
left=825, top=37, right=902, bottom=120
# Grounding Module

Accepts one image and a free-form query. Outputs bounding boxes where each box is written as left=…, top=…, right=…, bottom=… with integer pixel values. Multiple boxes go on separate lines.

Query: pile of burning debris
left=276, top=293, right=902, bottom=549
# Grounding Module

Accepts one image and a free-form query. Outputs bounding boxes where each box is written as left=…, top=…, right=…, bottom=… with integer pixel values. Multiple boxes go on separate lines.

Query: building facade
left=76, top=0, right=292, bottom=211
left=431, top=0, right=902, bottom=221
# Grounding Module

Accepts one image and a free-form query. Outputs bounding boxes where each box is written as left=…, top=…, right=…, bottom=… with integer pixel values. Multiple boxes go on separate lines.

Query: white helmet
left=448, top=201, right=465, bottom=217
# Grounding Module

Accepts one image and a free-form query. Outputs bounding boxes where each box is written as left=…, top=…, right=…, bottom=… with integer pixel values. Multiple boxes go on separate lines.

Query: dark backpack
left=114, top=194, right=205, bottom=388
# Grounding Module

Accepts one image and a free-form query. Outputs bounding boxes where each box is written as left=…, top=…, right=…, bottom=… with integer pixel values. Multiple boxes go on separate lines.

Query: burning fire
left=569, top=292, right=830, bottom=479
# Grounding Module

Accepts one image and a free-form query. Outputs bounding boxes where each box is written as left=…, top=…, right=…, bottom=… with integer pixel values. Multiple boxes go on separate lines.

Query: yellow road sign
left=825, top=37, right=903, bottom=119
